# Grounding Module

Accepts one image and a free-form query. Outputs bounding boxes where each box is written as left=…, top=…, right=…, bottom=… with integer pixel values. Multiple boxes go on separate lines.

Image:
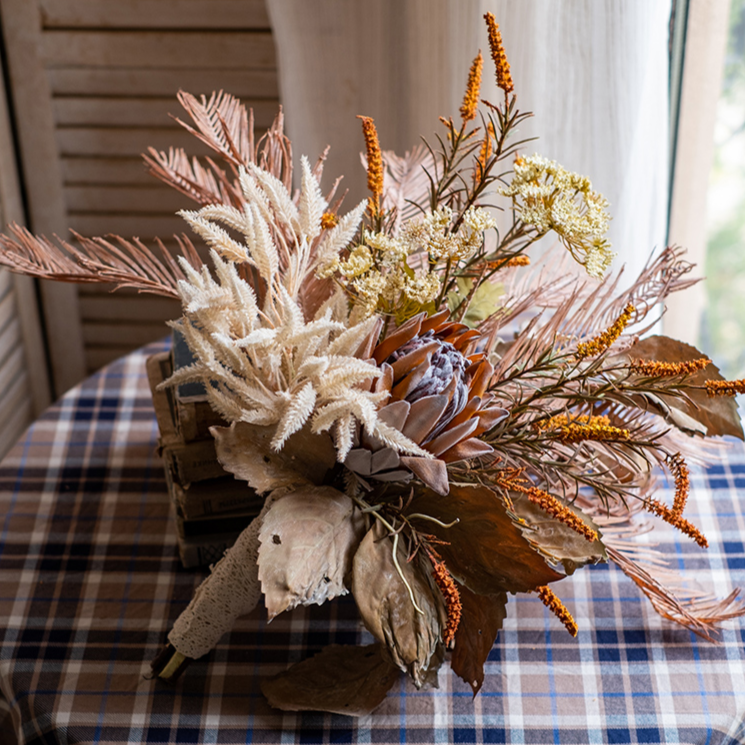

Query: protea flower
left=344, top=310, right=506, bottom=494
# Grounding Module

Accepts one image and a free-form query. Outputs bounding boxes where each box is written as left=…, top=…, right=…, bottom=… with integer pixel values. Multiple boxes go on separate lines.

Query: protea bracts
left=344, top=310, right=506, bottom=494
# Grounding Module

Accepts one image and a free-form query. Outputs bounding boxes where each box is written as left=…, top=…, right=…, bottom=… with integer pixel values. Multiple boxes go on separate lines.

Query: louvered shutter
left=0, top=0, right=278, bottom=392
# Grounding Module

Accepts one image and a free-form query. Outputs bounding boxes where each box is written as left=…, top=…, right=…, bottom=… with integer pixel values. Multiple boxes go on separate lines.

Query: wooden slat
left=57, top=126, right=226, bottom=156
left=62, top=156, right=161, bottom=185
left=53, top=96, right=278, bottom=128
left=42, top=31, right=276, bottom=69
left=0, top=269, right=13, bottom=300
left=48, top=67, right=278, bottom=98
left=68, top=213, right=191, bottom=237
left=65, top=184, right=187, bottom=213
left=0, top=289, right=18, bottom=334
left=0, top=392, right=33, bottom=457
left=82, top=321, right=168, bottom=346
left=40, top=0, right=270, bottom=30
left=0, top=345, right=27, bottom=402
left=79, top=294, right=180, bottom=322
left=0, top=318, right=22, bottom=360
left=0, top=0, right=87, bottom=395
left=0, top=30, right=51, bottom=413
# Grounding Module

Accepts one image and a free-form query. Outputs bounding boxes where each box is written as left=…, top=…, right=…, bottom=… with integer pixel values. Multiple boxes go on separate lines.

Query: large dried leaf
left=258, top=486, right=365, bottom=620
left=261, top=643, right=399, bottom=716
left=509, top=493, right=606, bottom=575
left=212, top=421, right=336, bottom=495
left=352, top=522, right=446, bottom=687
left=451, top=588, right=508, bottom=696
left=407, top=484, right=564, bottom=595
left=621, top=335, right=744, bottom=440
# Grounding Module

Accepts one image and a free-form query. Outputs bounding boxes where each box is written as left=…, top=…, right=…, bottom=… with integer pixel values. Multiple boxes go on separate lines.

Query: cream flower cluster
left=500, top=154, right=615, bottom=278
left=401, top=205, right=496, bottom=262
left=318, top=206, right=495, bottom=318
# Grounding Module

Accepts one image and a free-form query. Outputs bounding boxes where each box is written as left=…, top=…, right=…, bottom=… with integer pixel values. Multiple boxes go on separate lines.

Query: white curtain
left=268, top=0, right=671, bottom=284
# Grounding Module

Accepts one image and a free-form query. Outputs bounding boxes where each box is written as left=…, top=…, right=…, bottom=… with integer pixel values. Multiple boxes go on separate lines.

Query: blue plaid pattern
left=0, top=340, right=745, bottom=744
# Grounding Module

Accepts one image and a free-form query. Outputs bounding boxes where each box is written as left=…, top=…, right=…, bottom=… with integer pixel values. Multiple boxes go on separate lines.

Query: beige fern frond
left=0, top=224, right=202, bottom=299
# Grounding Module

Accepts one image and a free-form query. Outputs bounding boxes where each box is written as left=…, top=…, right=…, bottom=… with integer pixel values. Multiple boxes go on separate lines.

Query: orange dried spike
left=705, top=379, right=745, bottom=396
left=667, top=453, right=690, bottom=517
left=645, top=498, right=708, bottom=549
left=357, top=115, right=384, bottom=216
left=430, top=557, right=462, bottom=646
left=537, top=586, right=577, bottom=637
left=460, top=51, right=483, bottom=122
left=525, top=487, right=598, bottom=543
left=484, top=12, right=514, bottom=94
left=320, top=212, right=338, bottom=230
left=575, top=303, right=635, bottom=359
left=630, top=358, right=710, bottom=377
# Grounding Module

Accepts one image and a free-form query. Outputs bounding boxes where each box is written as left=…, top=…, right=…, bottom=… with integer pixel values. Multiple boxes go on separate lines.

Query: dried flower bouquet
left=2, top=14, right=745, bottom=716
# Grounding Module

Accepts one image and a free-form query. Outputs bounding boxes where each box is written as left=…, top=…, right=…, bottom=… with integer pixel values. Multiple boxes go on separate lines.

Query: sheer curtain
left=269, top=0, right=671, bottom=284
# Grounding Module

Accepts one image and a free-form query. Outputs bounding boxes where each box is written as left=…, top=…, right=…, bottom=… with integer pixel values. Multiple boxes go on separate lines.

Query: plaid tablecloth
left=1, top=341, right=745, bottom=745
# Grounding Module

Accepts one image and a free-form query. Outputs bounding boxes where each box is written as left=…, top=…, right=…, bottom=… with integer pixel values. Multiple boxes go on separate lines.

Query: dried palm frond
left=575, top=492, right=745, bottom=640
left=143, top=148, right=243, bottom=208
left=379, top=145, right=435, bottom=235
left=174, top=90, right=255, bottom=170
left=607, top=545, right=745, bottom=640
left=145, top=92, right=294, bottom=210
left=0, top=225, right=202, bottom=299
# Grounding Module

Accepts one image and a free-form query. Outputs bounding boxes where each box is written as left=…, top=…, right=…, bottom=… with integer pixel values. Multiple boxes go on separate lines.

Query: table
left=1, top=341, right=745, bottom=745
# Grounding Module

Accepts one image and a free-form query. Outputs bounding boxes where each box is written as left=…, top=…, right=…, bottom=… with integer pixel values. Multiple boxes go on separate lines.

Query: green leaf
left=258, top=486, right=365, bottom=620
left=621, top=335, right=744, bottom=440
left=407, top=483, right=565, bottom=594
left=446, top=278, right=504, bottom=328
left=450, top=587, right=508, bottom=695
left=352, top=522, right=446, bottom=687
left=508, top=493, right=607, bottom=575
left=261, top=643, right=399, bottom=716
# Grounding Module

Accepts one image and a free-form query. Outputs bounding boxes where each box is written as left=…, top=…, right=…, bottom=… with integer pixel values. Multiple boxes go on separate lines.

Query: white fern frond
left=327, top=314, right=379, bottom=357
left=179, top=211, right=249, bottom=263
left=312, top=200, right=367, bottom=272
left=248, top=163, right=300, bottom=236
left=372, top=420, right=431, bottom=458
left=298, top=155, right=327, bottom=242
left=271, top=382, right=317, bottom=450
left=246, top=204, right=280, bottom=283
left=334, top=414, right=356, bottom=462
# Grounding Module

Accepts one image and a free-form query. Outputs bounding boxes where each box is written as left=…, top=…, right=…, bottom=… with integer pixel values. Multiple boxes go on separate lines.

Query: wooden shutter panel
left=0, top=0, right=278, bottom=393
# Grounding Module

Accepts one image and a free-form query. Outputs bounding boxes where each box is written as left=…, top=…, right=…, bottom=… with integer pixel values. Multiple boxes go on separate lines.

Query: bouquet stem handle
left=152, top=494, right=277, bottom=678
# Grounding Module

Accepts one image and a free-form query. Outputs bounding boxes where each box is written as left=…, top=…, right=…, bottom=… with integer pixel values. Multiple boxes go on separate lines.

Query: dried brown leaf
left=211, top=422, right=336, bottom=495
left=258, top=486, right=365, bottom=620
left=509, top=493, right=607, bottom=574
left=407, top=483, right=564, bottom=595
left=451, top=587, right=507, bottom=696
left=622, top=335, right=743, bottom=440
left=261, top=643, right=399, bottom=716
left=352, top=522, right=446, bottom=687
